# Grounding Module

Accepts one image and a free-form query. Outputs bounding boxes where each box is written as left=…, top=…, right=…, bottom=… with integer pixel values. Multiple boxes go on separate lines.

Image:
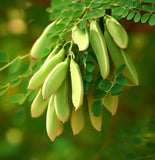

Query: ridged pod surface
left=42, top=57, right=69, bottom=100
left=70, top=99, right=86, bottom=135
left=103, top=93, right=118, bottom=116
left=87, top=88, right=102, bottom=131
left=72, top=25, right=89, bottom=51
left=31, top=89, right=49, bottom=118
left=104, top=29, right=139, bottom=86
left=31, top=20, right=59, bottom=60
left=105, top=15, right=128, bottom=49
left=70, top=58, right=84, bottom=110
left=46, top=95, right=63, bottom=142
left=54, top=78, right=70, bottom=123
left=90, top=20, right=110, bottom=79
left=28, top=47, right=66, bottom=90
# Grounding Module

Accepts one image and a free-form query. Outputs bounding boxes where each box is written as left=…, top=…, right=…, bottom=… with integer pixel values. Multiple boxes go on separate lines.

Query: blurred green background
left=0, top=0, right=155, bottom=160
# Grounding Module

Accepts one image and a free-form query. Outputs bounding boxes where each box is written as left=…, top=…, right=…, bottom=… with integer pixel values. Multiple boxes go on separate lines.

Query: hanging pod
left=89, top=20, right=110, bottom=79
left=31, top=89, right=49, bottom=118
left=104, top=28, right=139, bottom=86
left=54, top=78, right=70, bottom=123
left=72, top=25, right=89, bottom=51
left=87, top=88, right=102, bottom=131
left=104, top=15, right=129, bottom=49
left=103, top=92, right=118, bottom=116
left=42, top=57, right=70, bottom=100
left=31, top=20, right=60, bottom=60
left=46, top=95, right=63, bottom=142
left=28, top=47, right=66, bottom=90
left=70, top=98, right=86, bottom=135
left=70, top=58, right=84, bottom=110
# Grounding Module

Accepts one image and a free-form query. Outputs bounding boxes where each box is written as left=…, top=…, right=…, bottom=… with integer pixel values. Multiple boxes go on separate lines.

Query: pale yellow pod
left=31, top=20, right=59, bottom=60
left=54, top=78, right=70, bottom=123
left=31, top=89, right=49, bottom=118
left=70, top=99, right=86, bottom=135
left=46, top=95, right=63, bottom=142
left=103, top=93, right=118, bottom=116
left=72, top=25, right=89, bottom=51
left=87, top=88, right=102, bottom=131
left=70, top=58, right=84, bottom=110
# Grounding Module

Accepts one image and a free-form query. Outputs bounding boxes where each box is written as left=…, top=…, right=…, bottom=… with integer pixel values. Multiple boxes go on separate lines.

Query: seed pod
left=31, top=20, right=59, bottom=60
left=70, top=58, right=84, bottom=110
left=54, top=78, right=70, bottom=123
left=104, top=28, right=139, bottom=86
left=87, top=88, right=102, bottom=131
left=103, top=92, right=118, bottom=116
left=70, top=99, right=86, bottom=135
left=46, top=95, right=63, bottom=142
left=104, top=15, right=128, bottom=49
left=89, top=20, right=110, bottom=79
left=72, top=25, right=89, bottom=51
left=28, top=47, right=65, bottom=90
left=42, top=57, right=70, bottom=100
left=31, top=89, right=49, bottom=118
left=44, top=45, right=61, bottom=64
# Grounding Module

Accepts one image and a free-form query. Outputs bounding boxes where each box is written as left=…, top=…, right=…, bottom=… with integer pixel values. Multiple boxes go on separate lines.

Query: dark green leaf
left=9, top=57, right=21, bottom=74
left=110, top=84, right=123, bottom=95
left=52, top=0, right=63, bottom=7
left=86, top=61, right=95, bottom=72
left=10, top=93, right=25, bottom=103
left=10, top=73, right=20, bottom=82
left=0, top=51, right=8, bottom=62
left=84, top=72, right=93, bottom=82
left=0, top=86, right=9, bottom=96
left=99, top=80, right=112, bottom=92
left=141, top=13, right=151, bottom=23
left=116, top=74, right=128, bottom=85
left=149, top=15, right=155, bottom=26
left=62, top=10, right=73, bottom=18
left=10, top=78, right=22, bottom=87
left=79, top=20, right=86, bottom=29
left=121, top=9, right=130, bottom=18
left=126, top=0, right=133, bottom=8
left=142, top=5, right=154, bottom=12
left=143, top=0, right=155, bottom=3
left=116, top=64, right=126, bottom=77
left=93, top=89, right=106, bottom=99
left=134, top=12, right=141, bottom=23
left=127, top=12, right=135, bottom=20
left=112, top=7, right=124, bottom=16
left=72, top=11, right=82, bottom=18
left=91, top=100, right=102, bottom=117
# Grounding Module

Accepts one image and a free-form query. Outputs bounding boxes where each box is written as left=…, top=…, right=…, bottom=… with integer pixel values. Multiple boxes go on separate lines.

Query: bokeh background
left=0, top=0, right=155, bottom=160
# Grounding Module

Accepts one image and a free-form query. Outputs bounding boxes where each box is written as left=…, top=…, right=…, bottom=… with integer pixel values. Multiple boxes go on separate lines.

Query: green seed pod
left=54, top=78, right=70, bottom=123
left=42, top=57, right=70, bottom=100
left=31, top=89, right=49, bottom=118
left=31, top=20, right=59, bottom=60
left=70, top=58, right=84, bottom=110
left=28, top=47, right=65, bottom=90
left=72, top=25, right=89, bottom=51
left=104, top=15, right=128, bottom=49
left=104, top=28, right=139, bottom=86
left=90, top=20, right=110, bottom=79
left=46, top=95, right=63, bottom=142
left=44, top=45, right=61, bottom=64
